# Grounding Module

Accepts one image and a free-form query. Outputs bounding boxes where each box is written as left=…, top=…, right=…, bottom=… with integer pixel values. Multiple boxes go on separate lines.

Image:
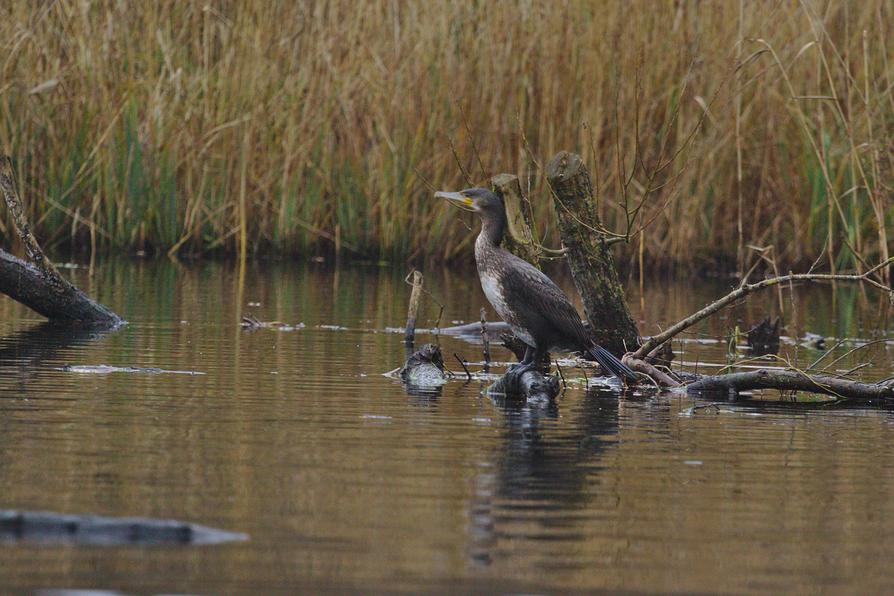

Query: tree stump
left=546, top=151, right=638, bottom=355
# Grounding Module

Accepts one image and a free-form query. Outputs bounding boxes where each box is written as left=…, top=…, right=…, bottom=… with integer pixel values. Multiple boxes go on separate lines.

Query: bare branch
left=632, top=259, right=894, bottom=360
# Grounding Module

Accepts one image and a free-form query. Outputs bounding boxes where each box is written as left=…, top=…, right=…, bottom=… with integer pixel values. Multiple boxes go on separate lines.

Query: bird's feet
left=503, top=361, right=537, bottom=394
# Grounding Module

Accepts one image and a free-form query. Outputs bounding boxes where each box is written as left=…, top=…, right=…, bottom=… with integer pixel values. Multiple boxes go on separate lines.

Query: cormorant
left=435, top=187, right=637, bottom=383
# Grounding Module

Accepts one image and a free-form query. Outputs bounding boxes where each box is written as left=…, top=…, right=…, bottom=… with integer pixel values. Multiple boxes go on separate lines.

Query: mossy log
left=546, top=151, right=639, bottom=355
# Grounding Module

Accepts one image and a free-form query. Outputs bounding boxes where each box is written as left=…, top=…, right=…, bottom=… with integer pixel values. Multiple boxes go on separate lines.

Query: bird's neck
left=476, top=213, right=506, bottom=250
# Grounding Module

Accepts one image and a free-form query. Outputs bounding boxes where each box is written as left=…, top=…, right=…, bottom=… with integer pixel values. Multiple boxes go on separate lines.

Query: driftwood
left=0, top=157, right=123, bottom=327
left=686, top=369, right=894, bottom=401
left=622, top=355, right=681, bottom=388
left=546, top=151, right=639, bottom=355
left=619, top=261, right=894, bottom=399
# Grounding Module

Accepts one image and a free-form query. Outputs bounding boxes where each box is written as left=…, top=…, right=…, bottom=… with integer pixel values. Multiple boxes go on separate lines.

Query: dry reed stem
left=0, top=1, right=888, bottom=268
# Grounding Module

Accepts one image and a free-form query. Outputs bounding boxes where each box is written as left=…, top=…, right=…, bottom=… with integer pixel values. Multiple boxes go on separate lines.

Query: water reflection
left=470, top=387, right=623, bottom=567
left=0, top=259, right=891, bottom=593
left=0, top=323, right=114, bottom=397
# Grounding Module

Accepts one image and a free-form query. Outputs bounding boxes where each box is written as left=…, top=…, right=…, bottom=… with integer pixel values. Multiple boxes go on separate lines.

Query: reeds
left=0, top=1, right=890, bottom=269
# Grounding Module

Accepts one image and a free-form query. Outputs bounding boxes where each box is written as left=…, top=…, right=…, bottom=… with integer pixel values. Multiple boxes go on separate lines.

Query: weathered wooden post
left=546, top=151, right=638, bottom=355
left=403, top=270, right=424, bottom=346
left=490, top=174, right=540, bottom=267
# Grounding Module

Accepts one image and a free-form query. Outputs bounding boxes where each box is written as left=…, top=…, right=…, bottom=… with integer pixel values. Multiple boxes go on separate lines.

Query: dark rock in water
left=0, top=510, right=247, bottom=546
left=399, top=344, right=448, bottom=386
left=747, top=316, right=781, bottom=356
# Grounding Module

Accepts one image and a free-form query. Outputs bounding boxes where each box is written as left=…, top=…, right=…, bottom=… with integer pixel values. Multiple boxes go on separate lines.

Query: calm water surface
left=0, top=258, right=893, bottom=594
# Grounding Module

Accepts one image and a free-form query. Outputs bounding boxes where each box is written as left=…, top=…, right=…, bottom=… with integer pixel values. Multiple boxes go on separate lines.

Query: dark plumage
left=435, top=187, right=637, bottom=383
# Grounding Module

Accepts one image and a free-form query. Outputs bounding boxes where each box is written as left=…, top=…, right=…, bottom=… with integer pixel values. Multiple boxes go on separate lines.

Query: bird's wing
left=498, top=253, right=589, bottom=346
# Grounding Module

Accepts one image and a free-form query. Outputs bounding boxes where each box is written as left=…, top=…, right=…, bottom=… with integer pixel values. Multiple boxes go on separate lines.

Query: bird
left=434, top=187, right=637, bottom=384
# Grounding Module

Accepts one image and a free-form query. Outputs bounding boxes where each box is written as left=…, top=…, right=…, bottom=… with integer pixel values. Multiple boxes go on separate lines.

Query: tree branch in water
left=0, top=156, right=124, bottom=327
left=632, top=259, right=894, bottom=361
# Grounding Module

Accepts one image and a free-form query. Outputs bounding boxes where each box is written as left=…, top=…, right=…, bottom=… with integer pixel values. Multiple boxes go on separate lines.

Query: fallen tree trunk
left=685, top=369, right=894, bottom=401
left=0, top=250, right=122, bottom=326
left=0, top=157, right=123, bottom=327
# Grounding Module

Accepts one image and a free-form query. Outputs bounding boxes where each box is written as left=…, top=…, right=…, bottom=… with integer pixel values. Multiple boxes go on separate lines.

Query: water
left=0, top=258, right=893, bottom=593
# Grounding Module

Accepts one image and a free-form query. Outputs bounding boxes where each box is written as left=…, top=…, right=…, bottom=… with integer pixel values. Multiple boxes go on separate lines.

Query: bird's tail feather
left=587, top=344, right=638, bottom=382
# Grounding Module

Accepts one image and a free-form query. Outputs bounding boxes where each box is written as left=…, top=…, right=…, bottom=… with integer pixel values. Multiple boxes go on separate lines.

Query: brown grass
left=0, top=1, right=891, bottom=270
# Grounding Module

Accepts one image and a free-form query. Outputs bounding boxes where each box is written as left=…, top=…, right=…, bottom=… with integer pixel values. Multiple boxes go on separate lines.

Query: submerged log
left=0, top=509, right=246, bottom=545
left=0, top=157, right=123, bottom=327
left=489, top=369, right=560, bottom=402
left=546, top=151, right=639, bottom=355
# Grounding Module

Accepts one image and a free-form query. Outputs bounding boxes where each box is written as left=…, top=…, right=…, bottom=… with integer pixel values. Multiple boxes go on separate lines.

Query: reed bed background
left=0, top=0, right=891, bottom=271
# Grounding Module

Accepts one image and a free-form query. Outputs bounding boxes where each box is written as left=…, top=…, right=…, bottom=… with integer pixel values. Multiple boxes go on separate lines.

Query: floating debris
left=241, top=316, right=305, bottom=331
left=59, top=365, right=204, bottom=376
left=318, top=324, right=348, bottom=331
left=801, top=332, right=827, bottom=350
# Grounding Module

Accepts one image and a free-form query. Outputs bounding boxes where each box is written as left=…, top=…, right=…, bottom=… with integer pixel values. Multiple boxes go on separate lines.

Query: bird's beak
left=434, top=191, right=475, bottom=211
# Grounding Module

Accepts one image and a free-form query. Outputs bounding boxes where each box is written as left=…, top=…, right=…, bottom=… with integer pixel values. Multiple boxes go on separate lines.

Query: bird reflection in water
left=468, top=386, right=621, bottom=568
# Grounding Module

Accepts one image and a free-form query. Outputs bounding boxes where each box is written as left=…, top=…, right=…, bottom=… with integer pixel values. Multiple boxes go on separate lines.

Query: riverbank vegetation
left=0, top=1, right=890, bottom=270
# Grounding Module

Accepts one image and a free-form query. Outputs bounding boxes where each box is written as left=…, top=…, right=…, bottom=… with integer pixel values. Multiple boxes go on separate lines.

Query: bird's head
left=434, top=187, right=504, bottom=218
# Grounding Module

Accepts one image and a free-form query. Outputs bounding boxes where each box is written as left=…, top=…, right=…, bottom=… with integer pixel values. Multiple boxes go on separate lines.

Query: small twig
left=458, top=102, right=488, bottom=181
left=554, top=359, right=567, bottom=393
left=807, top=337, right=849, bottom=370
left=447, top=136, right=474, bottom=187
left=817, top=338, right=890, bottom=373
left=453, top=353, right=472, bottom=382
left=689, top=404, right=722, bottom=413
left=480, top=307, right=490, bottom=372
